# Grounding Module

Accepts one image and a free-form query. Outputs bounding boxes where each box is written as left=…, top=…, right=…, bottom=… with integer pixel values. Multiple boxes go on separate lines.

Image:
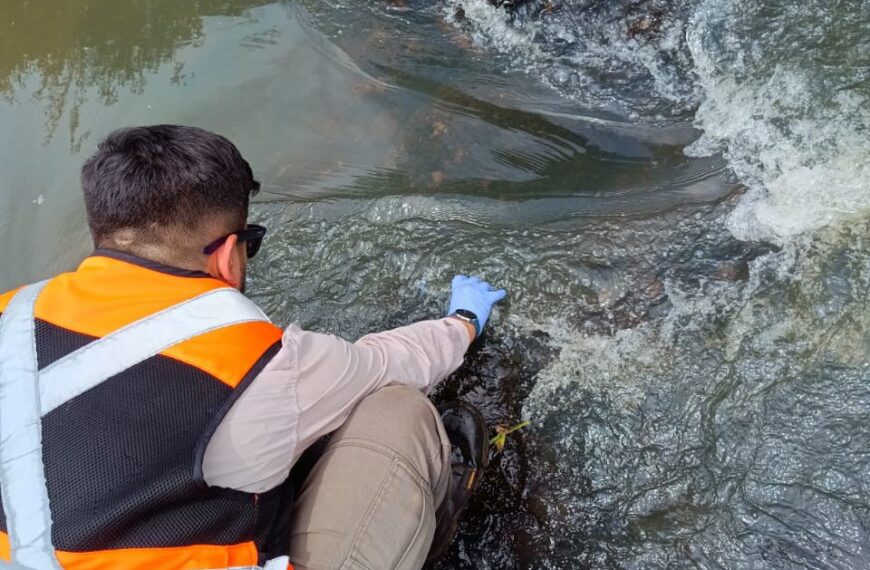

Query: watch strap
left=450, top=309, right=481, bottom=338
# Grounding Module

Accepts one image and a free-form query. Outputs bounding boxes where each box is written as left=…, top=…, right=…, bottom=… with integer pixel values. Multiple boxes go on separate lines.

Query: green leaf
left=489, top=420, right=531, bottom=451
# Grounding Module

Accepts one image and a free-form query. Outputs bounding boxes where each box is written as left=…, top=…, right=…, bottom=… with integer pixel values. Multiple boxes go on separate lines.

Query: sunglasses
left=203, top=224, right=268, bottom=259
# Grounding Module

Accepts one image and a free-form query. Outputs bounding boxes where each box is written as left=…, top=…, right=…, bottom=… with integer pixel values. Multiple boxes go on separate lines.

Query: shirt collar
left=88, top=248, right=213, bottom=279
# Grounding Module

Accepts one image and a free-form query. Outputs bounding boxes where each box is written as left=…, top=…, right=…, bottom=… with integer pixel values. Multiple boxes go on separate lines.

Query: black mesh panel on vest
left=35, top=318, right=97, bottom=368
left=0, top=318, right=268, bottom=551
left=43, top=355, right=257, bottom=550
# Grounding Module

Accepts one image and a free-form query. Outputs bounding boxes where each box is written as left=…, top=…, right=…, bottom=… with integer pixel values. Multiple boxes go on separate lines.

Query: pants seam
left=392, top=462, right=431, bottom=570
left=328, top=438, right=431, bottom=488
left=344, top=458, right=399, bottom=569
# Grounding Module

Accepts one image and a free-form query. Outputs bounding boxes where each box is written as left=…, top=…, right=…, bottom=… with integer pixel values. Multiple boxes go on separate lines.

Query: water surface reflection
left=0, top=0, right=732, bottom=290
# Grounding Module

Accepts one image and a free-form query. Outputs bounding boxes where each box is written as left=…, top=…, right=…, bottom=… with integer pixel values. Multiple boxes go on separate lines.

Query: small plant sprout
left=490, top=420, right=530, bottom=452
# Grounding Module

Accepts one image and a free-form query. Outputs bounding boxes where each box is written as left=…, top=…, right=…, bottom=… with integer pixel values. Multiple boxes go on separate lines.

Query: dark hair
left=81, top=125, right=259, bottom=244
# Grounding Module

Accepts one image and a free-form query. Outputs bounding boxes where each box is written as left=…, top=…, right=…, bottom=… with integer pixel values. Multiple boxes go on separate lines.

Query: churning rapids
left=249, top=0, right=869, bottom=567
left=0, top=0, right=868, bottom=568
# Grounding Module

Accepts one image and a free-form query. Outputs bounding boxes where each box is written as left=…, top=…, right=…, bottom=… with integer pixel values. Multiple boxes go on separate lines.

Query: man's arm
left=294, top=317, right=473, bottom=445
left=201, top=318, right=469, bottom=492
left=202, top=276, right=505, bottom=493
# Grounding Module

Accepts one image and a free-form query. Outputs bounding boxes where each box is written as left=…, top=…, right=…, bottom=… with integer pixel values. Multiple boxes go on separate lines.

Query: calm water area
left=1, top=0, right=868, bottom=568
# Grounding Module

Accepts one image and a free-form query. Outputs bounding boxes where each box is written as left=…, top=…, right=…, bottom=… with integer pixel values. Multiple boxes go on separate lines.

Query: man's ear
left=206, top=234, right=242, bottom=288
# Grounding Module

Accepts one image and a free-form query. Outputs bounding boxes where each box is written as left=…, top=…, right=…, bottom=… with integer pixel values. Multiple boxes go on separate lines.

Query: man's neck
left=91, top=248, right=215, bottom=280
left=97, top=241, right=208, bottom=274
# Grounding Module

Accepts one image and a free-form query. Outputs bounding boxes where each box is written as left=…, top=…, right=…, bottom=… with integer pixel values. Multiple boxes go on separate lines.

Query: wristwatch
left=450, top=309, right=480, bottom=338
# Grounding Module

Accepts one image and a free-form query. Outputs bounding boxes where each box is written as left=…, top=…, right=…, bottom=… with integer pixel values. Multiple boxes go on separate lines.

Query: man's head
left=81, top=125, right=260, bottom=289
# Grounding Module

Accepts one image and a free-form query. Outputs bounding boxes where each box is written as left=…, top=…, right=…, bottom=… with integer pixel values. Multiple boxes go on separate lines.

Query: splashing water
left=687, top=0, right=870, bottom=241
left=519, top=220, right=869, bottom=568
left=443, top=0, right=702, bottom=120
left=447, top=0, right=870, bottom=240
left=432, top=0, right=870, bottom=567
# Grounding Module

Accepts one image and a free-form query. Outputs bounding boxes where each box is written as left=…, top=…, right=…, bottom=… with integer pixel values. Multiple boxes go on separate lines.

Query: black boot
left=426, top=402, right=489, bottom=564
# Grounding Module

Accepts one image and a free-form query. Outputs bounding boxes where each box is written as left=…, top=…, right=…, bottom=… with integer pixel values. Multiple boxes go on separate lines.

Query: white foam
left=444, top=0, right=700, bottom=117
left=687, top=13, right=870, bottom=242
left=448, top=0, right=870, bottom=242
left=520, top=275, right=735, bottom=415
left=517, top=314, right=657, bottom=412
left=520, top=222, right=867, bottom=419
left=443, top=0, right=543, bottom=55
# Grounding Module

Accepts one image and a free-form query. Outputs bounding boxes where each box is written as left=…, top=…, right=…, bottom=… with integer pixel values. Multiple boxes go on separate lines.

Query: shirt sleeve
left=202, top=317, right=471, bottom=492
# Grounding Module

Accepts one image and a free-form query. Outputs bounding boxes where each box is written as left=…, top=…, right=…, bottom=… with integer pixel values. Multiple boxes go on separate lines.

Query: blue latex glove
left=447, top=275, right=507, bottom=334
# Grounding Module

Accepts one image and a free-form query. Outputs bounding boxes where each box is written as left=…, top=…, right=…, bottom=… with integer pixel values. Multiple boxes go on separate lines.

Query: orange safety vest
left=0, top=250, right=292, bottom=570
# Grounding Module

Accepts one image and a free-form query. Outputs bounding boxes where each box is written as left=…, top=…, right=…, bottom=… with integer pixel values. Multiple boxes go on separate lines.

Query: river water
left=1, top=1, right=868, bottom=568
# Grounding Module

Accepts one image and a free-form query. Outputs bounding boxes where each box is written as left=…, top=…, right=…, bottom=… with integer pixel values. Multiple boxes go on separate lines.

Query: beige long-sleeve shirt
left=201, top=318, right=472, bottom=492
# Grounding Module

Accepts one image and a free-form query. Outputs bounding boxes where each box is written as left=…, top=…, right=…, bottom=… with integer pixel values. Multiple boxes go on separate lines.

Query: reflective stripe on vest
left=37, top=287, right=270, bottom=415
left=0, top=280, right=58, bottom=570
left=0, top=284, right=276, bottom=570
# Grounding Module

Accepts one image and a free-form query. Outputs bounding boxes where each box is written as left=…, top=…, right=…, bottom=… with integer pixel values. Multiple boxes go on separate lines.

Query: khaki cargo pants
left=287, top=386, right=452, bottom=570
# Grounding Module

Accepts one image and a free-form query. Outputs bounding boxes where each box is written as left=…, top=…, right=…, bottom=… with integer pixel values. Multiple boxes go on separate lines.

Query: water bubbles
left=549, top=68, right=570, bottom=86
left=687, top=0, right=870, bottom=241
left=444, top=0, right=702, bottom=120
left=515, top=219, right=870, bottom=567
left=447, top=0, right=869, bottom=242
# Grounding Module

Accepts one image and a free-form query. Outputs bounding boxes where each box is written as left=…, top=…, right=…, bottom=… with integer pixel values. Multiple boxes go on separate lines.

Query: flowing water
left=1, top=0, right=868, bottom=568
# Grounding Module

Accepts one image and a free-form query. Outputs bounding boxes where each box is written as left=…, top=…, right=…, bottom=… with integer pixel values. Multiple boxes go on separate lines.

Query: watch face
left=455, top=308, right=478, bottom=321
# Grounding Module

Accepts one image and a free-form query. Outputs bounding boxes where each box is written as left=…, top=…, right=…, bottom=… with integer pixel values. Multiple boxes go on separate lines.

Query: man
left=0, top=125, right=506, bottom=570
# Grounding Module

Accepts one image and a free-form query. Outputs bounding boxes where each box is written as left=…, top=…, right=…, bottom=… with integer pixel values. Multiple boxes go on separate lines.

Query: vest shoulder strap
left=38, top=287, right=271, bottom=415
left=0, top=280, right=62, bottom=569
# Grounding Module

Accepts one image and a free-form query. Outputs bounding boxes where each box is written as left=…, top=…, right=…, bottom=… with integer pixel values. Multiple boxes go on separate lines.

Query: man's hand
left=447, top=275, right=507, bottom=341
